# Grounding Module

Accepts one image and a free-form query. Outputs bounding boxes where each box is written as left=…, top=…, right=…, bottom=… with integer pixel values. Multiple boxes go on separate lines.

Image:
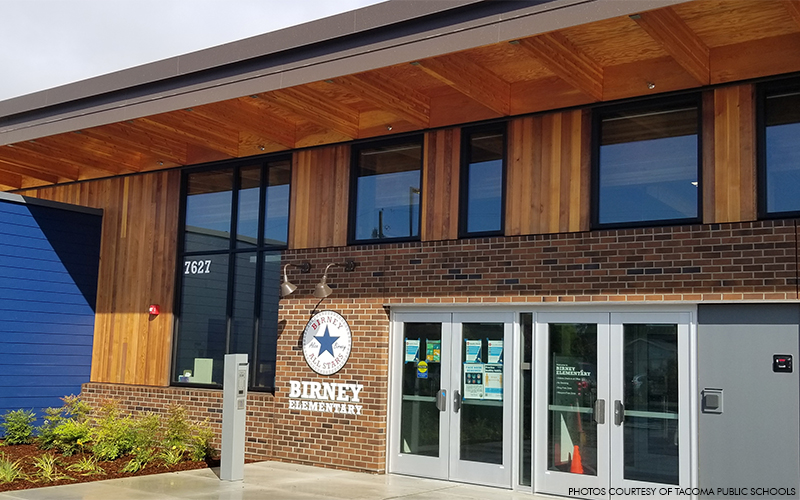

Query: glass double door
left=389, top=312, right=513, bottom=487
left=534, top=312, right=691, bottom=499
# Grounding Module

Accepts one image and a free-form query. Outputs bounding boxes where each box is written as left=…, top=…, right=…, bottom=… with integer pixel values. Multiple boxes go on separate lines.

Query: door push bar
left=436, top=389, right=447, bottom=412
left=593, top=399, right=605, bottom=424
left=614, top=400, right=625, bottom=426
left=453, top=390, right=462, bottom=413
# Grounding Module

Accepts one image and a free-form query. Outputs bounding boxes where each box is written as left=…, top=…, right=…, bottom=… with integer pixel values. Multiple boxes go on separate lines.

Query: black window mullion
left=251, top=164, right=267, bottom=388
left=225, top=166, right=241, bottom=355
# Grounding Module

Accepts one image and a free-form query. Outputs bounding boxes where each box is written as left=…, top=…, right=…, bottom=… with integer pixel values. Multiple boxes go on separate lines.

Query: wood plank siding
left=506, top=109, right=591, bottom=236
left=18, top=170, right=180, bottom=386
left=703, top=85, right=757, bottom=223
left=289, top=146, right=350, bottom=249
left=421, top=129, right=461, bottom=242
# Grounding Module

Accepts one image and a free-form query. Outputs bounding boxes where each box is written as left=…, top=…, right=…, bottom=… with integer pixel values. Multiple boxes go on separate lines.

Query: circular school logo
left=302, top=310, right=352, bottom=376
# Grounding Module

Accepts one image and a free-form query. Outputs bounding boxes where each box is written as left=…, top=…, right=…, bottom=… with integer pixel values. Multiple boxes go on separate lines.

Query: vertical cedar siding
left=704, top=84, right=757, bottom=223
left=422, top=129, right=460, bottom=242
left=290, top=145, right=349, bottom=249
left=506, top=109, right=590, bottom=236
left=17, top=170, right=180, bottom=386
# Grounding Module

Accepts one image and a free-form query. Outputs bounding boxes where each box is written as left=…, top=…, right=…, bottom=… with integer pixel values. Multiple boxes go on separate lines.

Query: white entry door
left=389, top=312, right=514, bottom=488
left=534, top=312, right=692, bottom=499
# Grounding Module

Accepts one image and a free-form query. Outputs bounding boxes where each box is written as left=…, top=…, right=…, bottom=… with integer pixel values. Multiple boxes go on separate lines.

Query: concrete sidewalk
left=0, top=460, right=545, bottom=500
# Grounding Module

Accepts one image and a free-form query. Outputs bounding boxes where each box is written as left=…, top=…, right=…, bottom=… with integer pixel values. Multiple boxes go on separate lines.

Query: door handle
left=614, top=400, right=624, bottom=426
left=593, top=399, right=605, bottom=424
left=453, top=390, right=462, bottom=413
left=436, top=389, right=447, bottom=412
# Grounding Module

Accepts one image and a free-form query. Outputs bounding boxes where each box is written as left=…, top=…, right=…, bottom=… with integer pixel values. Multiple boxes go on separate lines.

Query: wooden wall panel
left=289, top=145, right=350, bottom=249
left=421, top=129, right=460, bottom=241
left=506, top=109, right=590, bottom=236
left=703, top=84, right=756, bottom=223
left=18, top=170, right=181, bottom=386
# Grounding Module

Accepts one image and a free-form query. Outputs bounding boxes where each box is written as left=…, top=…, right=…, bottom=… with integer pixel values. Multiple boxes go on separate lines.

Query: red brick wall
left=81, top=218, right=799, bottom=472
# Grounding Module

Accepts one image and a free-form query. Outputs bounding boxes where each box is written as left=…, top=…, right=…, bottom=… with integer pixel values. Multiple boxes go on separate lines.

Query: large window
left=460, top=125, right=506, bottom=237
left=759, top=80, right=800, bottom=216
left=350, top=137, right=423, bottom=243
left=174, top=156, right=290, bottom=391
left=593, top=97, right=700, bottom=227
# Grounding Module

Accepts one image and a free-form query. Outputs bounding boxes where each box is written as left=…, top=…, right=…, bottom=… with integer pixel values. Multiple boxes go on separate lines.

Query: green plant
left=189, top=419, right=216, bottom=461
left=32, top=453, right=72, bottom=482
left=51, top=419, right=92, bottom=456
left=162, top=405, right=191, bottom=450
left=158, top=446, right=184, bottom=467
left=66, top=457, right=105, bottom=476
left=0, top=453, right=27, bottom=484
left=0, top=409, right=36, bottom=445
left=121, top=446, right=156, bottom=473
left=37, top=395, right=91, bottom=451
left=90, top=401, right=135, bottom=461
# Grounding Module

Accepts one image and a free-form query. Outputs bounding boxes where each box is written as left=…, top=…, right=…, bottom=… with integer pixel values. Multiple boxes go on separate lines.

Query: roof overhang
left=1, top=0, right=798, bottom=190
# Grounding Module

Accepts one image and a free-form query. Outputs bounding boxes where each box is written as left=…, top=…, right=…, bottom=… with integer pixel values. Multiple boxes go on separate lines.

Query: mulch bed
left=0, top=442, right=219, bottom=493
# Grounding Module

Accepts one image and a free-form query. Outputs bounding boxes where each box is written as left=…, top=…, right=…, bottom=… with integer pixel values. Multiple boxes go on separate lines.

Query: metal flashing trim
left=0, top=191, right=103, bottom=216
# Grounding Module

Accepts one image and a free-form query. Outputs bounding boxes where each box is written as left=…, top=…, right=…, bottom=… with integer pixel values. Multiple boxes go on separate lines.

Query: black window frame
left=757, top=77, right=800, bottom=219
left=348, top=134, right=424, bottom=245
left=172, top=153, right=291, bottom=393
left=591, top=94, right=703, bottom=230
left=458, top=123, right=507, bottom=238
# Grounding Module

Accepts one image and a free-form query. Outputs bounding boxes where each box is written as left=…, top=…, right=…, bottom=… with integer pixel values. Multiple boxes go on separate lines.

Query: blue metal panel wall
left=0, top=197, right=101, bottom=426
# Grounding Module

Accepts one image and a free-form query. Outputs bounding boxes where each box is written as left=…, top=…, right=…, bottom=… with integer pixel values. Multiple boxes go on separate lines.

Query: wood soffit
left=0, top=0, right=798, bottom=190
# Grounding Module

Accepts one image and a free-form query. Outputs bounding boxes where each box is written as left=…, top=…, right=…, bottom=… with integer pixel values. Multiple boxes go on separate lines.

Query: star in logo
left=315, top=326, right=339, bottom=357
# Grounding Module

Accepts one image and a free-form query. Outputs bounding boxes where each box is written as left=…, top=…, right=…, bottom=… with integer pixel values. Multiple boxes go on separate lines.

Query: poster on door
left=463, top=363, right=484, bottom=399
left=552, top=356, right=594, bottom=406
left=426, top=340, right=441, bottom=363
left=405, top=339, right=420, bottom=363
left=483, top=363, right=503, bottom=400
left=487, top=340, right=503, bottom=364
left=465, top=340, right=482, bottom=363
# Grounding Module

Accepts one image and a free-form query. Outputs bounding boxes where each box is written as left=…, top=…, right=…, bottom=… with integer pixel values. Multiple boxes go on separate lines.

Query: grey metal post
left=220, top=353, right=248, bottom=481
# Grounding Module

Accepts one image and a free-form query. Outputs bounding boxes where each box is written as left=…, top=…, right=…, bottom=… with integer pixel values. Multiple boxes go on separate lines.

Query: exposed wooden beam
left=0, top=167, right=22, bottom=189
left=415, top=53, right=510, bottom=116
left=333, top=73, right=431, bottom=128
left=81, top=122, right=188, bottom=165
left=15, top=138, right=128, bottom=176
left=631, top=7, right=709, bottom=85
left=784, top=0, right=800, bottom=29
left=259, top=87, right=360, bottom=139
left=0, top=158, right=61, bottom=185
left=516, top=32, right=604, bottom=101
left=39, top=133, right=142, bottom=173
left=191, top=98, right=296, bottom=149
left=0, top=146, right=80, bottom=181
left=137, top=111, right=240, bottom=158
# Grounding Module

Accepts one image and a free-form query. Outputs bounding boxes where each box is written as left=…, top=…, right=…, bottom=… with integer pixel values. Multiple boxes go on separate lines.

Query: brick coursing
left=81, top=219, right=799, bottom=473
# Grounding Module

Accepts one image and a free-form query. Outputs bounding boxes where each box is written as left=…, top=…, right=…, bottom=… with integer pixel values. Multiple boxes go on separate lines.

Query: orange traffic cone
left=570, top=445, right=584, bottom=474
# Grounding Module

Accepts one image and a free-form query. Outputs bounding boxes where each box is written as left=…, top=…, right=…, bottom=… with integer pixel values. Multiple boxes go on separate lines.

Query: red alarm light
left=148, top=304, right=160, bottom=316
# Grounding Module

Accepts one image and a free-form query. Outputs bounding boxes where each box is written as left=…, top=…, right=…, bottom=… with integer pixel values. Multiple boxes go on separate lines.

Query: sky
left=0, top=0, right=386, bottom=102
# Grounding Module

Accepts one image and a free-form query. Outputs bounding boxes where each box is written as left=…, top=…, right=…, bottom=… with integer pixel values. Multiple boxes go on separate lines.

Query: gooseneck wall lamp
left=313, top=260, right=358, bottom=298
left=280, top=261, right=311, bottom=297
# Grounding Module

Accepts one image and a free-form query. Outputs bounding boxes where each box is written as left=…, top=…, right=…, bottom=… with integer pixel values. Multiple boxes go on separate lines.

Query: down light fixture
left=313, top=260, right=358, bottom=298
left=280, top=261, right=311, bottom=297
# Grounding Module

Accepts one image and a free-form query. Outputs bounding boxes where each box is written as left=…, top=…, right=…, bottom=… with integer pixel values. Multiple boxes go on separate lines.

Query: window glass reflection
left=265, top=160, right=291, bottom=247
left=598, top=104, right=699, bottom=225
left=236, top=167, right=261, bottom=249
left=184, top=170, right=233, bottom=252
left=353, top=141, right=422, bottom=241
left=464, top=131, right=504, bottom=235
left=765, top=90, right=800, bottom=214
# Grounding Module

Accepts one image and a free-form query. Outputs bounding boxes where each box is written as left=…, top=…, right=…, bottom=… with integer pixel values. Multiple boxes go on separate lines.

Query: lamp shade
left=280, top=281, right=297, bottom=297
left=313, top=281, right=332, bottom=298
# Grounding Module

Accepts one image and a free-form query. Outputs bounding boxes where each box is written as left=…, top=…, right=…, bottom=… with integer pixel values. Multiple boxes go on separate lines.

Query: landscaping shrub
left=0, top=410, right=36, bottom=445
left=0, top=453, right=26, bottom=484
